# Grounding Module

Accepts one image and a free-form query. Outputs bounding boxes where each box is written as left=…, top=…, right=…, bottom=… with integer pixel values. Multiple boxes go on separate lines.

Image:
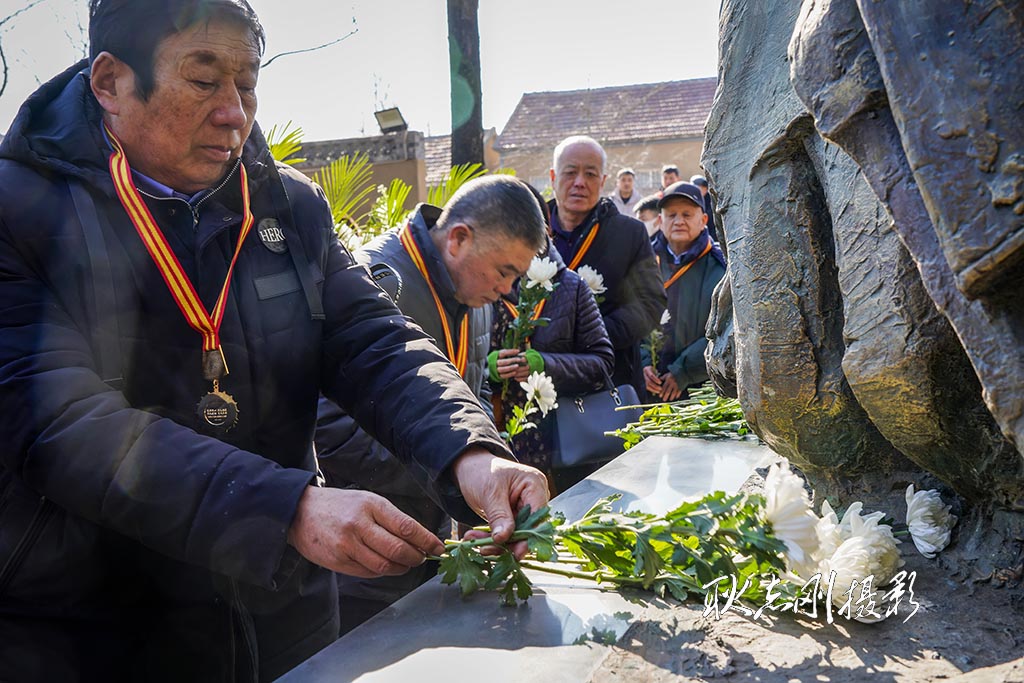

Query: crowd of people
left=0, top=0, right=727, bottom=679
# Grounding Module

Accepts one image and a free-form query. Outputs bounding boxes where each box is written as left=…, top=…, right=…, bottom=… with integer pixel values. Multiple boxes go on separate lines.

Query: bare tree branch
left=261, top=27, right=358, bottom=69
left=0, top=0, right=52, bottom=100
left=0, top=0, right=49, bottom=29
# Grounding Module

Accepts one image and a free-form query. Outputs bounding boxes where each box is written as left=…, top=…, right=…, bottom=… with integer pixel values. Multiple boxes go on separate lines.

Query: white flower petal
left=526, top=256, right=558, bottom=292
left=905, top=484, right=957, bottom=559
left=822, top=537, right=897, bottom=621
left=764, top=464, right=820, bottom=577
left=521, top=372, right=558, bottom=417
left=577, top=265, right=607, bottom=295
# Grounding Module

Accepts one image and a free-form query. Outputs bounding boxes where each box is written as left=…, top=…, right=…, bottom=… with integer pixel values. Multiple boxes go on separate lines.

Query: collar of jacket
left=653, top=229, right=727, bottom=270
left=547, top=196, right=619, bottom=240
left=406, top=204, right=467, bottom=320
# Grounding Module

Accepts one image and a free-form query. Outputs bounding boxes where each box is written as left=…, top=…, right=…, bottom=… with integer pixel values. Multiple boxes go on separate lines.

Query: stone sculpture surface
left=704, top=0, right=1023, bottom=507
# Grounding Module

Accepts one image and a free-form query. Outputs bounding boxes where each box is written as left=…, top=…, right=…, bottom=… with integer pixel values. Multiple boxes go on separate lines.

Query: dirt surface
left=588, top=466, right=1024, bottom=683
left=589, top=552, right=1022, bottom=682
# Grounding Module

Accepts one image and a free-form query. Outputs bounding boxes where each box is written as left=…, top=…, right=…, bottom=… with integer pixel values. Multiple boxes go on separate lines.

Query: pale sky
left=0, top=0, right=720, bottom=141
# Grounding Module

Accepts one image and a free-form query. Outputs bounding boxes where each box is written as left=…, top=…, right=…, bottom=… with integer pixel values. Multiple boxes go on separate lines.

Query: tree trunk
left=447, top=0, right=484, bottom=167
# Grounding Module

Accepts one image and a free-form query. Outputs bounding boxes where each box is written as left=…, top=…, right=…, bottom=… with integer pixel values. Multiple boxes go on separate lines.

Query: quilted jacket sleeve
left=540, top=276, right=615, bottom=396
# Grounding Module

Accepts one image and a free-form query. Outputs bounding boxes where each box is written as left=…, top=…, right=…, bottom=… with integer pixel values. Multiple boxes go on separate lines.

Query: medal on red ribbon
left=106, top=126, right=253, bottom=435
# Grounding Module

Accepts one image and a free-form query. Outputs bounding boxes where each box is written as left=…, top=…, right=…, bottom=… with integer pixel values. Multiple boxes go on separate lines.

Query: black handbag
left=553, top=372, right=643, bottom=468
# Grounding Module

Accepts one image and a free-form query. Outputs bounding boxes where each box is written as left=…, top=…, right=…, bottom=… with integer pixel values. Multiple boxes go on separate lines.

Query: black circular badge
left=196, top=390, right=240, bottom=435
left=256, top=218, right=288, bottom=254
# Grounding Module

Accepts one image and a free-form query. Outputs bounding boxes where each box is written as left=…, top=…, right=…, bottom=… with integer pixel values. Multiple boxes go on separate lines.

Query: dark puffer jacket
left=490, top=242, right=614, bottom=473
left=548, top=197, right=665, bottom=395
left=0, top=61, right=508, bottom=681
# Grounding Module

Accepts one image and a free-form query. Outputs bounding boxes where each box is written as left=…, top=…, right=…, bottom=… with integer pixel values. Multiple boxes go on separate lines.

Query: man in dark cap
left=642, top=182, right=727, bottom=401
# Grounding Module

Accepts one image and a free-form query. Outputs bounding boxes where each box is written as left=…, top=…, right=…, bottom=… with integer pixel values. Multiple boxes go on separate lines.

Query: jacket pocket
left=0, top=476, right=107, bottom=605
left=0, top=496, right=56, bottom=597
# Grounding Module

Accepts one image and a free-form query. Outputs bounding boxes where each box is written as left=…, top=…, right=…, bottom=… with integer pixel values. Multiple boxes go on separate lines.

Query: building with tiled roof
left=423, top=129, right=501, bottom=186
left=495, top=77, right=717, bottom=197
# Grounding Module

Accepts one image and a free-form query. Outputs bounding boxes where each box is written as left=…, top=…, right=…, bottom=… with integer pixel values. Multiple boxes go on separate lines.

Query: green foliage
left=502, top=401, right=538, bottom=442
left=614, top=383, right=751, bottom=450
left=367, top=178, right=414, bottom=233
left=437, top=492, right=790, bottom=609
left=264, top=121, right=306, bottom=166
left=426, top=163, right=490, bottom=207
left=313, top=153, right=375, bottom=228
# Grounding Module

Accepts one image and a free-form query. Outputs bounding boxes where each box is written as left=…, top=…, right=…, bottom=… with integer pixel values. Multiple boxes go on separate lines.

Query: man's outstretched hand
left=452, top=448, right=550, bottom=558
left=287, top=487, right=444, bottom=578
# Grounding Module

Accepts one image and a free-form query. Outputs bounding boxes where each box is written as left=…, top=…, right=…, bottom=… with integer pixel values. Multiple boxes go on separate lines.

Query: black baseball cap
left=657, top=181, right=705, bottom=211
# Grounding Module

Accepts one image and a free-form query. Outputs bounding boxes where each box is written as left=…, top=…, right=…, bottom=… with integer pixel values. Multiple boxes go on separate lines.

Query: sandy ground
left=587, top=466, right=1024, bottom=683
left=590, top=553, right=1022, bottom=682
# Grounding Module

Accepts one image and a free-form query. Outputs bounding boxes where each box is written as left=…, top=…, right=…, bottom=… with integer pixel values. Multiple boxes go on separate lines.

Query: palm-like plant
left=313, top=153, right=376, bottom=230
left=425, top=163, right=489, bottom=207
left=367, top=178, right=413, bottom=231
left=264, top=121, right=306, bottom=166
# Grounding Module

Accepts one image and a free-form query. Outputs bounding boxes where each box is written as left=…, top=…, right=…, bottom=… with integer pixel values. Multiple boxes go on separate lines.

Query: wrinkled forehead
left=555, top=142, right=605, bottom=173
left=157, top=18, right=262, bottom=72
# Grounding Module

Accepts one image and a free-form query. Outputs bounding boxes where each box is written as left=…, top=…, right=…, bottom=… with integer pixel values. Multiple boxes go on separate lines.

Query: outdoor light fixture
left=374, top=107, right=408, bottom=134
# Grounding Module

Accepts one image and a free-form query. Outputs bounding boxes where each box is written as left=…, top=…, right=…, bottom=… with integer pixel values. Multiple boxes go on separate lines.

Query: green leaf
left=426, top=163, right=489, bottom=207
left=264, top=121, right=306, bottom=166
left=438, top=543, right=489, bottom=597
left=313, top=153, right=375, bottom=229
left=633, top=530, right=666, bottom=588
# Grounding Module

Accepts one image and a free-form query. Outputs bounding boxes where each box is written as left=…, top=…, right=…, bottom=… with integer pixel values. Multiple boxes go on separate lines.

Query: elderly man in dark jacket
left=642, top=182, right=727, bottom=400
left=547, top=135, right=665, bottom=398
left=316, top=176, right=546, bottom=633
left=0, top=1, right=547, bottom=680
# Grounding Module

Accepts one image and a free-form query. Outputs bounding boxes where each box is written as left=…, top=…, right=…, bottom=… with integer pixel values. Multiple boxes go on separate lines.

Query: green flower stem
left=518, top=560, right=647, bottom=587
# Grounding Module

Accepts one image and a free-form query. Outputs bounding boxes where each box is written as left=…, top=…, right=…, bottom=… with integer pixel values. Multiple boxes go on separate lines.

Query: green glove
left=523, top=348, right=545, bottom=374
left=487, top=350, right=501, bottom=382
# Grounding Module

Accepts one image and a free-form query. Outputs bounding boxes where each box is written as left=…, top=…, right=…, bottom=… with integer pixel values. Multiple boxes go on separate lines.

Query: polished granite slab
left=278, top=436, right=773, bottom=683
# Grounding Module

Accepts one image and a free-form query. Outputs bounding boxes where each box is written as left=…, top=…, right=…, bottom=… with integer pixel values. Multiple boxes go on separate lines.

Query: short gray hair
left=552, top=135, right=607, bottom=174
left=436, top=175, right=547, bottom=252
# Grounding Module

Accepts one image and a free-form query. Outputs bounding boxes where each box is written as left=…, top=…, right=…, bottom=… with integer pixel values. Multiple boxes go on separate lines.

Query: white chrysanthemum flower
left=815, top=499, right=844, bottom=562
left=822, top=535, right=892, bottom=623
left=763, top=464, right=820, bottom=577
left=525, top=256, right=558, bottom=291
left=905, top=484, right=957, bottom=558
left=576, top=265, right=607, bottom=295
left=814, top=499, right=905, bottom=623
left=520, top=371, right=558, bottom=416
left=660, top=309, right=672, bottom=325
left=828, top=506, right=903, bottom=586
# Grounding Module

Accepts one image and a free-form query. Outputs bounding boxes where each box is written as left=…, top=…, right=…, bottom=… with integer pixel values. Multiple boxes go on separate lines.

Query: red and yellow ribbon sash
left=567, top=222, right=600, bottom=270
left=106, top=126, right=254, bottom=364
left=662, top=240, right=713, bottom=290
left=399, top=224, right=469, bottom=376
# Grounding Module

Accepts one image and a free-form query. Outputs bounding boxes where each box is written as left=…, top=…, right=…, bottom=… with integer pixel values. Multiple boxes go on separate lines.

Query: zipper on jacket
left=189, top=158, right=242, bottom=231
left=0, top=497, right=57, bottom=597
left=136, top=158, right=242, bottom=233
left=231, top=579, right=259, bottom=682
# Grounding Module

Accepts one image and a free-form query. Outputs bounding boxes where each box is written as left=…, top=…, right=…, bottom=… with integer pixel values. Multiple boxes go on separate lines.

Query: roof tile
left=495, top=77, right=717, bottom=152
